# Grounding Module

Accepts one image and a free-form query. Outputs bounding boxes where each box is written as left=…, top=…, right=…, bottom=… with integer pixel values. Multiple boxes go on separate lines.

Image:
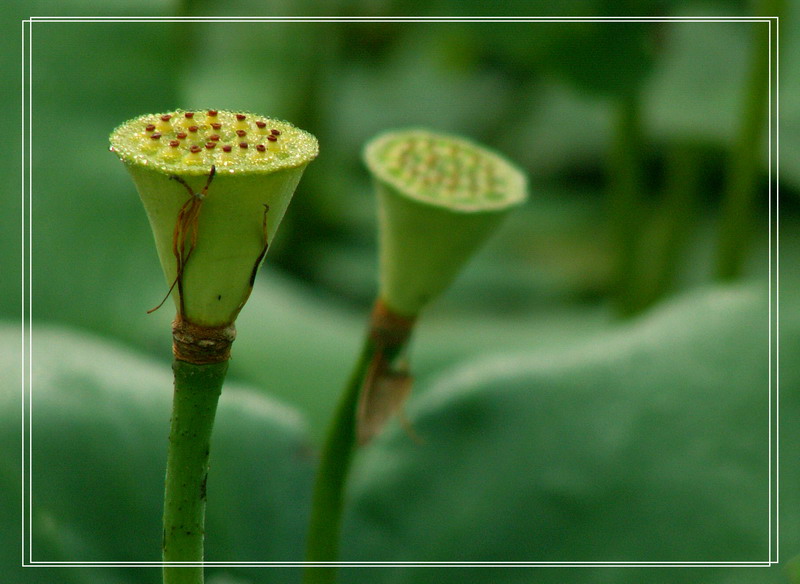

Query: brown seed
left=236, top=114, right=246, bottom=121
left=205, top=142, right=216, bottom=149
left=256, top=121, right=267, bottom=129
left=145, top=124, right=156, bottom=132
left=239, top=142, right=248, bottom=149
left=222, top=145, right=232, bottom=152
left=151, top=132, right=162, bottom=140
left=189, top=145, right=202, bottom=153
left=185, top=112, right=195, bottom=119
left=271, top=129, right=281, bottom=136
left=169, top=140, right=180, bottom=147
left=236, top=129, right=246, bottom=137
left=211, top=122, right=222, bottom=130
left=207, top=109, right=218, bottom=117
left=209, top=134, right=220, bottom=141
left=160, top=114, right=172, bottom=122
left=176, top=132, right=187, bottom=139
left=256, top=144, right=266, bottom=152
left=188, top=125, right=199, bottom=133
left=267, top=135, right=277, bottom=142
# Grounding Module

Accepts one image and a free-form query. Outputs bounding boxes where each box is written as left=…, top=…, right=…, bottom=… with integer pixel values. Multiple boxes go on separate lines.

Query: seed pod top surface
left=363, top=128, right=527, bottom=212
left=109, top=109, right=318, bottom=176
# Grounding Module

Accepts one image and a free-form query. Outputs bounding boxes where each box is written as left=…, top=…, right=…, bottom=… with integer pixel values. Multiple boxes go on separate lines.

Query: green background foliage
left=2, top=0, right=797, bottom=582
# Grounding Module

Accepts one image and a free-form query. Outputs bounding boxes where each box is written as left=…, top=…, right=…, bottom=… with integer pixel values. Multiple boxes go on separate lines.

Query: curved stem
left=302, top=338, right=375, bottom=584
left=163, top=359, right=227, bottom=584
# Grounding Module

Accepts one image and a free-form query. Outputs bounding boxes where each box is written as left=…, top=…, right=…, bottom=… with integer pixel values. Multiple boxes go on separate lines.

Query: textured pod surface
left=110, top=110, right=318, bottom=176
left=364, top=128, right=527, bottom=211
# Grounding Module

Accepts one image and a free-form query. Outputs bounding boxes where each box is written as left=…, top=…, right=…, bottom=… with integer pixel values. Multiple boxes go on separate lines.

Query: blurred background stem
left=714, top=0, right=782, bottom=280
left=607, top=88, right=646, bottom=317
left=631, top=142, right=702, bottom=313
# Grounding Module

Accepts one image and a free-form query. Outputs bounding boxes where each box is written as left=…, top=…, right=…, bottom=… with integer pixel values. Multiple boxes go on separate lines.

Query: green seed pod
left=363, top=128, right=528, bottom=318
left=110, top=110, right=318, bottom=329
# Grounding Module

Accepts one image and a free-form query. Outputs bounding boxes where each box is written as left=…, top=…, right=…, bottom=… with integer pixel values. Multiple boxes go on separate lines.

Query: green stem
left=607, top=89, right=646, bottom=317
left=714, top=0, right=782, bottom=280
left=302, top=337, right=376, bottom=584
left=631, top=143, right=701, bottom=313
left=163, top=359, right=228, bottom=584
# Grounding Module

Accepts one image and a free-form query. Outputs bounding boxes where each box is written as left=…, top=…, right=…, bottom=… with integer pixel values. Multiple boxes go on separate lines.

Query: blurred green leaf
left=0, top=323, right=314, bottom=583
left=342, top=283, right=794, bottom=582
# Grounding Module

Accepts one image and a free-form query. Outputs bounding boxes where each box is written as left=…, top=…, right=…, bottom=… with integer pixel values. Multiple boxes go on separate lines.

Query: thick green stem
left=302, top=338, right=375, bottom=584
left=163, top=359, right=227, bottom=584
left=714, top=0, right=781, bottom=280
left=607, top=89, right=646, bottom=317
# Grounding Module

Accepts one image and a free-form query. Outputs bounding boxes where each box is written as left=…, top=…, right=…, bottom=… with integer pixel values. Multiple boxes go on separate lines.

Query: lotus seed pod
left=110, top=110, right=318, bottom=327
left=363, top=128, right=528, bottom=318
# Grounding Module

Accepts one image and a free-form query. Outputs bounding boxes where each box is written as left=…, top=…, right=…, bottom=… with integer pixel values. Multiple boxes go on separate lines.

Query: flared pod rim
left=110, top=109, right=319, bottom=177
left=363, top=128, right=528, bottom=213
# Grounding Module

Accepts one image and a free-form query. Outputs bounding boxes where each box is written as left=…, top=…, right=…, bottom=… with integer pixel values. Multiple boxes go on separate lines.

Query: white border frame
left=20, top=14, right=780, bottom=570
